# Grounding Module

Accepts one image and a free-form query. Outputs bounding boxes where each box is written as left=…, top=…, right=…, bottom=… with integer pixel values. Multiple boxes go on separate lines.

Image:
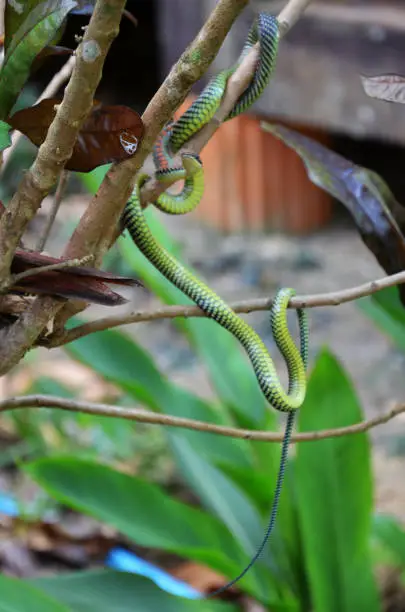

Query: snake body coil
left=122, top=12, right=309, bottom=597
left=152, top=14, right=280, bottom=215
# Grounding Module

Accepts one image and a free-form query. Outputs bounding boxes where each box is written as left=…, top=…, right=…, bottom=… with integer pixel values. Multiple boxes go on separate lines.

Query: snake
left=122, top=13, right=310, bottom=597
left=152, top=12, right=280, bottom=215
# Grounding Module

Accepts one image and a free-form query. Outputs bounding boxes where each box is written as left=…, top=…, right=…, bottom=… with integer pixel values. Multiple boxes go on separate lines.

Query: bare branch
left=277, top=0, right=314, bottom=35
left=46, top=270, right=405, bottom=348
left=0, top=394, right=403, bottom=443
left=35, top=170, right=70, bottom=252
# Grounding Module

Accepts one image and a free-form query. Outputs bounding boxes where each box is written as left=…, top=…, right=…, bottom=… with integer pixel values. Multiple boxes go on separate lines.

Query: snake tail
left=208, top=297, right=308, bottom=597
left=208, top=410, right=296, bottom=598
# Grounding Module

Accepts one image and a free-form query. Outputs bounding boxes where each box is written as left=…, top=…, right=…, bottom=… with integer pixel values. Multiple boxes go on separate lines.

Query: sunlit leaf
left=0, top=0, right=77, bottom=118
left=262, top=122, right=405, bottom=305
left=361, top=74, right=405, bottom=104
left=4, top=0, right=69, bottom=51
left=9, top=97, right=144, bottom=171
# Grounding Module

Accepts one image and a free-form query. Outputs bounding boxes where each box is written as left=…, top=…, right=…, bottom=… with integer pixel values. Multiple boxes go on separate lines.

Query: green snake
left=122, top=13, right=310, bottom=596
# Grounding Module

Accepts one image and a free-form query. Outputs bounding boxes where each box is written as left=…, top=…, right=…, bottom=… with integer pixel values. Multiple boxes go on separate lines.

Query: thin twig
left=36, top=170, right=70, bottom=252
left=10, top=255, right=93, bottom=286
left=0, top=394, right=403, bottom=443
left=277, top=0, right=314, bottom=34
left=46, top=270, right=405, bottom=347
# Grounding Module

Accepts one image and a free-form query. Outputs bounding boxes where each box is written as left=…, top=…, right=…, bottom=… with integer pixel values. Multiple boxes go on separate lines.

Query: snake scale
left=122, top=13, right=310, bottom=597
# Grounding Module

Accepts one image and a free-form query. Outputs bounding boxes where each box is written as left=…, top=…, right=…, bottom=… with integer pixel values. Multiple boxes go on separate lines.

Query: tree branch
left=0, top=0, right=127, bottom=375
left=0, top=0, right=126, bottom=287
left=63, top=0, right=250, bottom=263
left=0, top=394, right=402, bottom=443
left=0, top=0, right=315, bottom=376
left=45, top=269, right=405, bottom=348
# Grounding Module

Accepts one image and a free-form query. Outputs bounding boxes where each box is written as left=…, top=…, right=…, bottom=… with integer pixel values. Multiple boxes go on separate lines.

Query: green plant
left=24, top=344, right=381, bottom=610
left=4, top=163, right=401, bottom=610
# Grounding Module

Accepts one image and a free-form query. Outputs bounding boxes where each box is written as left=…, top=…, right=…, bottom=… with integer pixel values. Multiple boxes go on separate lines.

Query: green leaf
left=358, top=287, right=405, bottom=353
left=31, top=570, right=237, bottom=612
left=4, top=0, right=69, bottom=52
left=372, top=514, right=405, bottom=568
left=0, top=0, right=77, bottom=118
left=25, top=456, right=246, bottom=576
left=0, top=575, right=69, bottom=612
left=295, top=350, right=380, bottom=612
left=65, top=326, right=253, bottom=470
left=0, top=120, right=12, bottom=151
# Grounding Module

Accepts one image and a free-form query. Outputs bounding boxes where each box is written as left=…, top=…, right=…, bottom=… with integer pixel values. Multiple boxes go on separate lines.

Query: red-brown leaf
left=9, top=98, right=144, bottom=172
left=11, top=249, right=144, bottom=306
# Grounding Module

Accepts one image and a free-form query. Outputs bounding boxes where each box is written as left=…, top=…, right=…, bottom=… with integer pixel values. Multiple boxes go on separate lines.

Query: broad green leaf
left=372, top=514, right=405, bottom=568
left=0, top=575, right=68, bottom=612
left=0, top=0, right=77, bottom=118
left=65, top=326, right=253, bottom=469
left=4, top=0, right=69, bottom=52
left=295, top=350, right=380, bottom=612
left=0, top=120, right=12, bottom=151
left=26, top=456, right=246, bottom=576
left=358, top=287, right=405, bottom=353
left=31, top=570, right=237, bottom=612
